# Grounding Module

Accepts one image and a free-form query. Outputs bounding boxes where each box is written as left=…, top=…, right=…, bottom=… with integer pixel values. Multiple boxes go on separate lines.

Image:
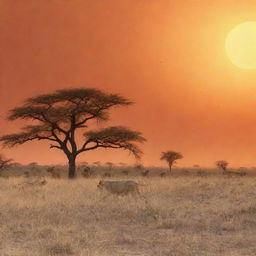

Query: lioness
left=97, top=180, right=140, bottom=196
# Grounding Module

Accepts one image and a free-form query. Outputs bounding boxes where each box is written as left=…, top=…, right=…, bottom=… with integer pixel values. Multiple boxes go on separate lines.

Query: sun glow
left=226, top=22, right=256, bottom=69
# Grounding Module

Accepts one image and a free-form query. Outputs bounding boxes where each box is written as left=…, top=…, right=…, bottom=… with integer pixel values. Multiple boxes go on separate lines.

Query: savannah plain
left=1, top=165, right=256, bottom=256
left=2, top=2, right=256, bottom=256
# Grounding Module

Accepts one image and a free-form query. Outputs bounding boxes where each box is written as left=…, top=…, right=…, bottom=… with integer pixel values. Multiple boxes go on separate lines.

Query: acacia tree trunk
left=168, top=161, right=173, bottom=173
left=68, top=155, right=77, bottom=179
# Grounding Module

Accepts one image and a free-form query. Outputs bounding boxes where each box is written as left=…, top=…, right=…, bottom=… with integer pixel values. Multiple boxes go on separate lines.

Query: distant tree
left=0, top=88, right=146, bottom=178
left=0, top=154, right=13, bottom=171
left=160, top=151, right=183, bottom=173
left=216, top=160, right=228, bottom=171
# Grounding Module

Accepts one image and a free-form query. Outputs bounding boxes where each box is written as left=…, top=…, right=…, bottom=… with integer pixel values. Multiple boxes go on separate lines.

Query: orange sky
left=1, top=0, right=256, bottom=167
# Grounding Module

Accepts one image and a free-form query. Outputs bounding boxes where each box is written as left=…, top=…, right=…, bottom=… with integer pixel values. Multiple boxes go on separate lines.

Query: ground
left=1, top=169, right=256, bottom=256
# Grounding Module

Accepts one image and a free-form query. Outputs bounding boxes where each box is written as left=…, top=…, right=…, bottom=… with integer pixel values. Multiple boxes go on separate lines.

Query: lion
left=97, top=180, right=140, bottom=196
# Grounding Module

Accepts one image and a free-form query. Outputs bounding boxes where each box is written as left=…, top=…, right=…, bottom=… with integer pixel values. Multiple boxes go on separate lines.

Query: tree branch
left=41, top=112, right=69, bottom=136
left=75, top=114, right=97, bottom=127
left=35, top=135, right=57, bottom=142
left=78, top=142, right=99, bottom=153
left=77, top=138, right=92, bottom=154
left=50, top=144, right=62, bottom=150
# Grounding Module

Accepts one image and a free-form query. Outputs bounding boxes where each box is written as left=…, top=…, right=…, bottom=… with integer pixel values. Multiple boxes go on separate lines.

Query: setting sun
left=226, top=22, right=256, bottom=69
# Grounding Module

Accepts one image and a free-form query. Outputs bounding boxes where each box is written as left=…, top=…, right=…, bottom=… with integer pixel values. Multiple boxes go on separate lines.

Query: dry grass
left=1, top=173, right=256, bottom=255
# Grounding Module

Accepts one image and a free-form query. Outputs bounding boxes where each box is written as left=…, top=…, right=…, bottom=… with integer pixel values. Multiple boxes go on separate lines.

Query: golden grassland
left=1, top=169, right=256, bottom=256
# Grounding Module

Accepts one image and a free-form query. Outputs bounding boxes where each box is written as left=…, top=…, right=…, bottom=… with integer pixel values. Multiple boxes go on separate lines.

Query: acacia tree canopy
left=0, top=88, right=146, bottom=178
left=160, top=151, right=183, bottom=173
left=216, top=160, right=228, bottom=171
left=82, top=126, right=145, bottom=158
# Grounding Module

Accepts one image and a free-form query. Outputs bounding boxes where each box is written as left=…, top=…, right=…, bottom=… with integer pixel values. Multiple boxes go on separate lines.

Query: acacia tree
left=0, top=88, right=146, bottom=178
left=216, top=160, right=228, bottom=172
left=160, top=151, right=183, bottom=173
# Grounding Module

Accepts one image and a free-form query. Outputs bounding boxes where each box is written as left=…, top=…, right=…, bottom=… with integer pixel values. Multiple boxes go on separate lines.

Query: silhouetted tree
left=216, top=160, right=228, bottom=171
left=0, top=88, right=146, bottom=178
left=0, top=154, right=12, bottom=171
left=160, top=151, right=183, bottom=173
